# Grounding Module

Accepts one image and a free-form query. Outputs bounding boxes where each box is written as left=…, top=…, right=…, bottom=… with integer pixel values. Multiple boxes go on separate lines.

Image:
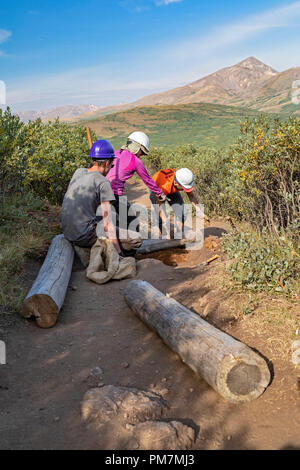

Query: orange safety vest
left=152, top=169, right=178, bottom=196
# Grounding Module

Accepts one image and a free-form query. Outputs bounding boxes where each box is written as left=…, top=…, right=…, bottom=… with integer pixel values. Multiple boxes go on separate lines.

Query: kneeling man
left=60, top=139, right=141, bottom=256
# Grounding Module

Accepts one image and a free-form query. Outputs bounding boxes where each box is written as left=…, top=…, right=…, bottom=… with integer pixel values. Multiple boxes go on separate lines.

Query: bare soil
left=0, top=180, right=299, bottom=450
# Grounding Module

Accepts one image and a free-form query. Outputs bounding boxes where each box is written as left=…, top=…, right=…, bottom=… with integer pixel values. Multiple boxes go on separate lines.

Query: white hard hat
left=175, top=168, right=194, bottom=192
left=128, top=131, right=150, bottom=154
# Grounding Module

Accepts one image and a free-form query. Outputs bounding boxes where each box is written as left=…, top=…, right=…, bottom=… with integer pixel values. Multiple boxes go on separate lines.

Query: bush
left=7, top=118, right=94, bottom=204
left=147, top=145, right=230, bottom=215
left=0, top=107, right=23, bottom=194
left=147, top=116, right=300, bottom=231
left=223, top=227, right=300, bottom=294
left=226, top=116, right=300, bottom=232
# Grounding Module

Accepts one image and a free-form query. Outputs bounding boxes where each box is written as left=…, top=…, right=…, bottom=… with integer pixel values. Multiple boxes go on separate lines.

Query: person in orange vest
left=149, top=168, right=209, bottom=235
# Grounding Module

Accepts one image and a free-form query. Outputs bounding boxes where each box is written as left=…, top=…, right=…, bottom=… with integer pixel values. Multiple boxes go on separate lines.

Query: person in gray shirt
left=60, top=139, right=122, bottom=254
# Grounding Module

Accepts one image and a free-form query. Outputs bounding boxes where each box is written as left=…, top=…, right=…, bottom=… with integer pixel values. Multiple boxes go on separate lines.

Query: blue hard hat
left=89, top=139, right=116, bottom=159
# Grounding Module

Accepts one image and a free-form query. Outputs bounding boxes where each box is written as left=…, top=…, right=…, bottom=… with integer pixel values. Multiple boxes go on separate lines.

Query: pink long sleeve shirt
left=106, top=149, right=162, bottom=196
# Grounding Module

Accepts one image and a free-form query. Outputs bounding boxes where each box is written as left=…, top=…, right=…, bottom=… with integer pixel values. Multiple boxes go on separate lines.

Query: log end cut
left=216, top=352, right=271, bottom=403
left=21, top=294, right=59, bottom=329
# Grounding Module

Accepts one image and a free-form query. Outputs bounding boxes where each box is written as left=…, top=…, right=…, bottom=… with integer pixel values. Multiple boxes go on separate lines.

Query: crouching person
left=60, top=139, right=142, bottom=258
left=149, top=168, right=209, bottom=238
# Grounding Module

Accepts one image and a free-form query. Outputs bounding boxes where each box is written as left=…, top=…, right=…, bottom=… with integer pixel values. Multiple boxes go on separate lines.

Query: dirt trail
left=0, top=180, right=299, bottom=450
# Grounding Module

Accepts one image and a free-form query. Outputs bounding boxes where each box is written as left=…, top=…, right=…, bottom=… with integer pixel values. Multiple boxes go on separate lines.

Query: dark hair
left=90, top=158, right=114, bottom=166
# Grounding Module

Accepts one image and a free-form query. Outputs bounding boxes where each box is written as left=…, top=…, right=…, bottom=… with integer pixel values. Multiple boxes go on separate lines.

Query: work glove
left=156, top=193, right=167, bottom=204
left=196, top=207, right=210, bottom=223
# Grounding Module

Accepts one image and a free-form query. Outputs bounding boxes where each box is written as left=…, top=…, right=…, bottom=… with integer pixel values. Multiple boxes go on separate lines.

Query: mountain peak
left=237, top=56, right=278, bottom=74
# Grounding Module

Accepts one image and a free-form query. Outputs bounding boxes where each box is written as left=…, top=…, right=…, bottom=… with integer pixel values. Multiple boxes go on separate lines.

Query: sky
left=0, top=0, right=300, bottom=111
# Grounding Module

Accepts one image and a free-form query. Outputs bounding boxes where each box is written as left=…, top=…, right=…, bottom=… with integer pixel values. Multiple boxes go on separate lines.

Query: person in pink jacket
left=106, top=131, right=165, bottom=232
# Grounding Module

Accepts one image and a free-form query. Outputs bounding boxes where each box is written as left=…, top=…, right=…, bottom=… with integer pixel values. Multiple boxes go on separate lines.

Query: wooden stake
left=86, top=127, right=93, bottom=149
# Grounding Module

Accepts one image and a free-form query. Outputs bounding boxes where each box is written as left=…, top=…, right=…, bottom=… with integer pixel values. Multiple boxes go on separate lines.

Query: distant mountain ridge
left=75, top=56, right=300, bottom=120
left=130, top=57, right=278, bottom=107
left=17, top=104, right=102, bottom=123
left=16, top=57, right=300, bottom=122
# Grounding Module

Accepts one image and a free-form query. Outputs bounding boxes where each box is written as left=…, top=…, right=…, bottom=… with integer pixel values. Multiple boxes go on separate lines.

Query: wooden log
left=124, top=280, right=270, bottom=403
left=137, top=238, right=190, bottom=254
left=21, top=234, right=74, bottom=328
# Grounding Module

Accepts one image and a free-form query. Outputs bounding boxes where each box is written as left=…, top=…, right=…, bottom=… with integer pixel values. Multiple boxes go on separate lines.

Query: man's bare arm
left=187, top=192, right=210, bottom=222
left=101, top=201, right=121, bottom=253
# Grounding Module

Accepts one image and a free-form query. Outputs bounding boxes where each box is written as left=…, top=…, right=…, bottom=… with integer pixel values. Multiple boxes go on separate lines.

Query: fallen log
left=21, top=234, right=74, bottom=328
left=124, top=280, right=270, bottom=403
left=137, top=238, right=191, bottom=254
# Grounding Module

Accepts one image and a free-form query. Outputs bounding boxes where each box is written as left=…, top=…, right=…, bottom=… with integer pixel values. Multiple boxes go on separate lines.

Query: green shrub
left=223, top=227, right=300, bottom=294
left=146, top=145, right=230, bottom=215
left=7, top=118, right=95, bottom=204
left=0, top=107, right=23, bottom=194
left=226, top=116, right=300, bottom=232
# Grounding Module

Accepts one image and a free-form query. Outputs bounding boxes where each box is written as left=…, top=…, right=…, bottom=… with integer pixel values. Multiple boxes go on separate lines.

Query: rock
left=126, top=423, right=134, bottom=431
left=81, top=385, right=166, bottom=428
left=89, top=367, right=103, bottom=377
left=132, top=420, right=196, bottom=450
left=121, top=362, right=129, bottom=368
left=149, top=384, right=169, bottom=397
left=136, top=259, right=164, bottom=270
left=87, top=367, right=104, bottom=387
left=158, top=388, right=169, bottom=397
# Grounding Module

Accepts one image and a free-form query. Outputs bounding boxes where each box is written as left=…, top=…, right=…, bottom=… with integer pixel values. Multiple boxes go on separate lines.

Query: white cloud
left=0, top=29, right=12, bottom=57
left=164, top=1, right=300, bottom=61
left=155, top=0, right=183, bottom=5
left=120, top=0, right=182, bottom=11
left=119, top=0, right=149, bottom=12
left=0, top=29, right=11, bottom=44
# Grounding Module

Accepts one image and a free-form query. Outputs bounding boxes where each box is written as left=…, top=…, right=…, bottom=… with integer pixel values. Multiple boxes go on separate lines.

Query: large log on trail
left=21, top=234, right=74, bottom=328
left=137, top=238, right=191, bottom=254
left=124, top=280, right=270, bottom=403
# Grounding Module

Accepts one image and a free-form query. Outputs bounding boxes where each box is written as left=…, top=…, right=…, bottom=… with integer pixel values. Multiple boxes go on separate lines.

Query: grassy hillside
left=78, top=102, right=282, bottom=149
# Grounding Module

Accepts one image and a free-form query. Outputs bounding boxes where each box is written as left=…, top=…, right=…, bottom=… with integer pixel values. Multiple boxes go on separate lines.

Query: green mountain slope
left=79, top=102, right=282, bottom=149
